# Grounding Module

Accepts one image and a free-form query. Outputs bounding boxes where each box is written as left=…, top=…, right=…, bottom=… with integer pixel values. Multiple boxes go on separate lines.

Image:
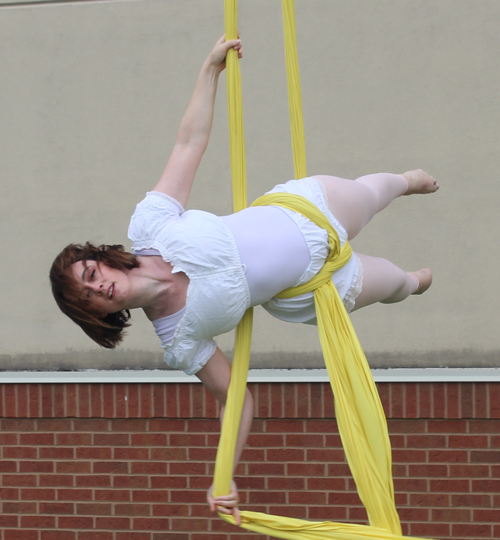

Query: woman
left=50, top=35, right=438, bottom=523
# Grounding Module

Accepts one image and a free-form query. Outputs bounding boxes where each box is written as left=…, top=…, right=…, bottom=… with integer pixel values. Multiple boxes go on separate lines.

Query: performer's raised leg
left=314, top=169, right=439, bottom=240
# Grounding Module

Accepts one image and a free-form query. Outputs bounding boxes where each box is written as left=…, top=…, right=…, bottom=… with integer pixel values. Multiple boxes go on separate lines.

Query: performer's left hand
left=207, top=480, right=241, bottom=526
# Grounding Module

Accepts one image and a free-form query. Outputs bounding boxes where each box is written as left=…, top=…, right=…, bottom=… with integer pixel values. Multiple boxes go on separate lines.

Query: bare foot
left=408, top=267, right=433, bottom=295
left=402, top=169, right=439, bottom=195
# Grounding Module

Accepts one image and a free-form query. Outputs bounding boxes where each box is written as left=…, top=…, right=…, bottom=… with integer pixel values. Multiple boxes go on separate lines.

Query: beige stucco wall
left=1, top=0, right=499, bottom=370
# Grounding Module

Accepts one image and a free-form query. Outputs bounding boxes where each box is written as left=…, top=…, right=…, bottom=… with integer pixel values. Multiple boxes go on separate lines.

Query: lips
left=108, top=284, right=115, bottom=300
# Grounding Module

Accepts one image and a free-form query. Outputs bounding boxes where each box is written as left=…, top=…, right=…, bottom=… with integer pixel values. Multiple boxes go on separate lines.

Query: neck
left=130, top=256, right=189, bottom=320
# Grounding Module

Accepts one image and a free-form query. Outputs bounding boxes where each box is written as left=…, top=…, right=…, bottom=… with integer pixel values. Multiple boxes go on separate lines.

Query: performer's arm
left=153, top=35, right=242, bottom=207
left=196, top=347, right=252, bottom=526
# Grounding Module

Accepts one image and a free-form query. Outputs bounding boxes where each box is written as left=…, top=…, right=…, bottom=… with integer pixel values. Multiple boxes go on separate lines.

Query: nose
left=89, top=281, right=104, bottom=294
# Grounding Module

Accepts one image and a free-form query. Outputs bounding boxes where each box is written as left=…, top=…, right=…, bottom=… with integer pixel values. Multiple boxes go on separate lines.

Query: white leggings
left=313, top=173, right=419, bottom=312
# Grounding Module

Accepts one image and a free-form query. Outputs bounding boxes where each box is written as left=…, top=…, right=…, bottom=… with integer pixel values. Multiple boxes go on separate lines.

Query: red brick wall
left=0, top=381, right=499, bottom=540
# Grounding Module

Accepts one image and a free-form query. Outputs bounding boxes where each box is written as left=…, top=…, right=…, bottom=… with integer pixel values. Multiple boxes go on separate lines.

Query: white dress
left=127, top=178, right=362, bottom=375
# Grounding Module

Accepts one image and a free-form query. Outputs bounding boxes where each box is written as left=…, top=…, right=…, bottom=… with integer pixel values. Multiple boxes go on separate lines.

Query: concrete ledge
left=1, top=367, right=500, bottom=384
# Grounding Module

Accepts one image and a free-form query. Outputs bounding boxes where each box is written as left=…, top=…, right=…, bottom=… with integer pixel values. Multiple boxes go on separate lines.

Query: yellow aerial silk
left=213, top=2, right=433, bottom=539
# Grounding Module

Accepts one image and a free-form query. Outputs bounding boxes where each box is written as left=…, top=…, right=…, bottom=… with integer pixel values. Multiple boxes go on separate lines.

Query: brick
left=170, top=462, right=205, bottom=475
left=41, top=532, right=76, bottom=540
left=76, top=475, right=112, bottom=488
left=3, top=502, right=37, bottom=513
left=19, top=460, right=54, bottom=473
left=39, top=474, right=74, bottom=487
left=409, top=523, right=450, bottom=537
left=56, top=489, right=93, bottom=501
left=150, top=447, right=187, bottom=461
left=285, top=462, right=326, bottom=477
left=65, top=384, right=77, bottom=418
left=267, top=476, right=305, bottom=490
left=392, top=449, right=426, bottom=462
left=76, top=447, right=112, bottom=460
left=190, top=384, right=206, bottom=418
left=305, top=419, right=336, bottom=433
left=269, top=505, right=308, bottom=519
left=265, top=419, right=304, bottom=433
left=289, top=491, right=326, bottom=505
left=1, top=419, right=36, bottom=431
left=114, top=504, right=151, bottom=516
left=90, top=384, right=103, bottom=417
left=21, top=515, right=56, bottom=528
left=461, top=383, right=474, bottom=418
left=406, top=434, right=446, bottom=448
left=472, top=479, right=500, bottom=492
left=17, top=384, right=29, bottom=418
left=266, top=448, right=304, bottom=462
left=189, top=447, right=217, bottom=461
left=132, top=490, right=170, bottom=503
left=57, top=461, right=92, bottom=474
left=96, top=517, right=131, bottom=529
left=76, top=503, right=112, bottom=515
left=328, top=492, right=362, bottom=505
left=248, top=490, right=286, bottom=504
left=21, top=488, right=56, bottom=501
left=0, top=433, right=18, bottom=445
left=169, top=490, right=206, bottom=504
left=4, top=529, right=38, bottom=540
left=430, top=479, right=470, bottom=492
left=409, top=493, right=449, bottom=507
left=40, top=447, right=74, bottom=459
left=77, top=533, right=113, bottom=540
left=0, top=487, right=19, bottom=501
left=450, top=464, right=490, bottom=478
left=133, top=517, right=171, bottom=530
left=116, top=534, right=151, bottom=540
left=474, top=509, right=500, bottom=522
left=3, top=474, right=37, bottom=487
left=429, top=449, right=468, bottom=463
left=56, top=432, right=92, bottom=446
left=451, top=523, right=492, bottom=537
left=307, top=448, right=345, bottom=462
left=131, top=461, right=168, bottom=475
left=74, top=419, right=109, bottom=432
left=165, top=383, right=179, bottom=418
left=40, top=502, right=74, bottom=514
left=409, top=464, right=448, bottom=477
left=94, top=433, right=130, bottom=446
left=393, top=478, right=428, bottom=492
left=177, top=385, right=190, bottom=418
left=0, top=516, right=18, bottom=528
left=113, top=476, right=149, bottom=489
left=269, top=382, right=284, bottom=418
left=37, top=419, right=73, bottom=432
left=131, top=433, right=168, bottom=446
left=94, top=490, right=131, bottom=502
left=307, top=477, right=346, bottom=490
left=3, top=447, right=37, bottom=459
left=0, top=461, right=17, bottom=472
left=452, top=493, right=492, bottom=507
left=152, top=504, right=189, bottom=517
left=284, top=433, right=323, bottom=447
left=59, top=516, right=94, bottom=528
left=93, top=461, right=129, bottom=474
left=469, top=420, right=500, bottom=433
left=431, top=508, right=471, bottom=522
left=449, top=434, right=489, bottom=448
left=20, top=432, right=55, bottom=445
left=3, top=385, right=17, bottom=418
left=471, top=450, right=500, bottom=463
left=309, top=505, right=346, bottom=520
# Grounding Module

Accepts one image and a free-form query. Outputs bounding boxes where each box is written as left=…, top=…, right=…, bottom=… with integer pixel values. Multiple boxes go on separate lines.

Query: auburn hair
left=50, top=242, right=140, bottom=348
